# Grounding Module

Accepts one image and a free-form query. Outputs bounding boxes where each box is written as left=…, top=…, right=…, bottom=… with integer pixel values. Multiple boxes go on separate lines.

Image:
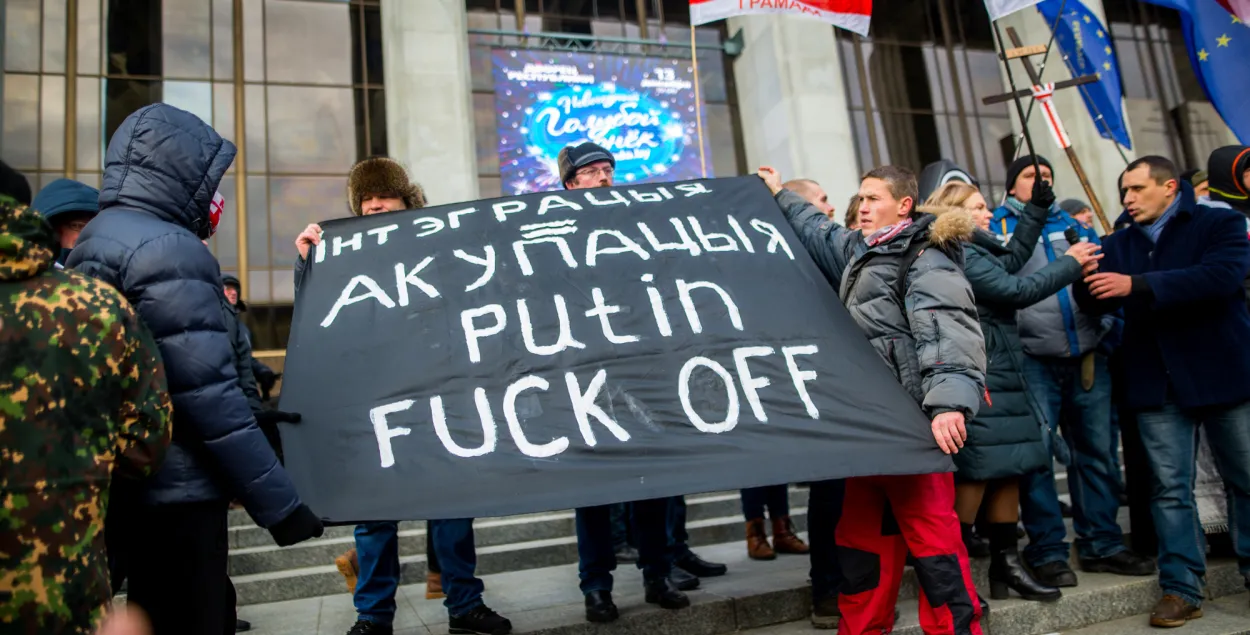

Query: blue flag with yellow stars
left=1142, top=0, right=1249, bottom=143
left=1036, top=0, right=1132, bottom=148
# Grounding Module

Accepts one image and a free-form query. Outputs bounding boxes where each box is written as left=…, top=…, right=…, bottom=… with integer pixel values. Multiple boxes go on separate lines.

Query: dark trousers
left=576, top=499, right=672, bottom=593
left=431, top=519, right=484, bottom=617
left=741, top=485, right=791, bottom=520
left=667, top=496, right=694, bottom=560
left=808, top=479, right=845, bottom=603
left=609, top=503, right=633, bottom=550
left=118, top=500, right=231, bottom=635
left=427, top=522, right=441, bottom=574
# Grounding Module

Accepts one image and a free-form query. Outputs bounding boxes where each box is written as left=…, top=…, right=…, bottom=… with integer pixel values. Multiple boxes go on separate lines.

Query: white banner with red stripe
left=1030, top=83, right=1072, bottom=150
left=689, top=0, right=872, bottom=36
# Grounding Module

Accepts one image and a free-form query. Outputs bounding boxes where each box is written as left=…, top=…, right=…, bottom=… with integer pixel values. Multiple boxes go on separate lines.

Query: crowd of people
left=2, top=101, right=1250, bottom=635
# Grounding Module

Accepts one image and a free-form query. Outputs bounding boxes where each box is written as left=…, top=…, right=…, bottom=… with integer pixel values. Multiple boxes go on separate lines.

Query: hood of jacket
left=0, top=201, right=57, bottom=282
left=1208, top=145, right=1250, bottom=214
left=912, top=204, right=978, bottom=247
left=99, top=103, right=236, bottom=238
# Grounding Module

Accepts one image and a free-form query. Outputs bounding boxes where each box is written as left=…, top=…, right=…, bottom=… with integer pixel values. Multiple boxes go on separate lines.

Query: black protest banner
left=279, top=176, right=950, bottom=523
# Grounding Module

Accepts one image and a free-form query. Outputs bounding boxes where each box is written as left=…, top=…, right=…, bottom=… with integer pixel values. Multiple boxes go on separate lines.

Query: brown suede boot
left=425, top=571, right=445, bottom=600
left=772, top=516, right=810, bottom=554
left=746, top=518, right=775, bottom=560
left=334, top=548, right=359, bottom=594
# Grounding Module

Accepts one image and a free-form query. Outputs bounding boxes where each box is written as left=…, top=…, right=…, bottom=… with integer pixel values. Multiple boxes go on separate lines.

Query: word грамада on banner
left=279, top=176, right=946, bottom=523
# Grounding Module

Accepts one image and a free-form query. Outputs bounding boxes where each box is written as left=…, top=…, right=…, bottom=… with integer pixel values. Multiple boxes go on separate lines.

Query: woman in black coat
left=920, top=181, right=1101, bottom=604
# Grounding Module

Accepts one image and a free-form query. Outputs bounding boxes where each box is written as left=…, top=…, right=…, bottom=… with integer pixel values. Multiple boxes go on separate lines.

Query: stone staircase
left=229, top=487, right=813, bottom=605
left=229, top=467, right=1087, bottom=606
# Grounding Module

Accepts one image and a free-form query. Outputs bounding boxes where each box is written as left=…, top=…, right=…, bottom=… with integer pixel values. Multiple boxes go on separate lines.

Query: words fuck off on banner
left=310, top=182, right=828, bottom=468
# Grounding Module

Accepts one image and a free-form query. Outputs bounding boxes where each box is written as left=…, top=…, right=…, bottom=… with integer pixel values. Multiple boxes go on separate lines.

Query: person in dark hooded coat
left=66, top=103, right=323, bottom=635
left=1205, top=145, right=1250, bottom=310
left=919, top=178, right=1102, bottom=605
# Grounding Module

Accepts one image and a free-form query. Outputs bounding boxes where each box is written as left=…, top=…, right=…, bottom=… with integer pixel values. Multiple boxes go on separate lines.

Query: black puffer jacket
left=1206, top=145, right=1250, bottom=311
left=923, top=202, right=1083, bottom=481
left=67, top=104, right=302, bottom=528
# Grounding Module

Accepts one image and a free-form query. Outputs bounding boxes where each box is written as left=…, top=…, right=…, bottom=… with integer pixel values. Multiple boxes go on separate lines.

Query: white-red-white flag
left=689, top=0, right=872, bottom=36
left=982, top=0, right=1043, bottom=20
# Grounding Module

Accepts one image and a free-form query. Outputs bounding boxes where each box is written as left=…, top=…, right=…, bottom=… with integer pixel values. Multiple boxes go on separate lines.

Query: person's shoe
left=614, top=544, right=640, bottom=564
left=810, top=595, right=840, bottom=629
left=772, top=516, right=810, bottom=554
left=1150, top=594, right=1203, bottom=628
left=989, top=549, right=1061, bottom=602
left=671, top=566, right=700, bottom=591
left=346, top=620, right=393, bottom=635
left=961, top=524, right=991, bottom=558
left=676, top=551, right=728, bottom=577
left=584, top=590, right=619, bottom=623
left=644, top=577, right=691, bottom=609
left=1080, top=550, right=1156, bottom=576
left=448, top=604, right=513, bottom=635
left=978, top=594, right=989, bottom=617
left=746, top=518, right=775, bottom=560
left=1059, top=499, right=1073, bottom=518
left=235, top=619, right=251, bottom=632
left=1031, top=561, right=1079, bottom=588
left=425, top=571, right=445, bottom=600
left=335, top=548, right=359, bottom=594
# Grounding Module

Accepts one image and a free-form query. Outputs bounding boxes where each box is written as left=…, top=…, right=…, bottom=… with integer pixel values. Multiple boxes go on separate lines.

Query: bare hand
left=96, top=606, right=152, bottom=635
left=1085, top=272, right=1134, bottom=299
left=295, top=223, right=322, bottom=260
left=1064, top=241, right=1103, bottom=268
left=931, top=411, right=967, bottom=455
left=757, top=166, right=783, bottom=195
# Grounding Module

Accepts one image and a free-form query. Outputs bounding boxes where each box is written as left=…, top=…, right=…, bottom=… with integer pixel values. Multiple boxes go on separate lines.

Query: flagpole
left=1009, top=0, right=1068, bottom=164
left=993, top=20, right=1043, bottom=186
left=690, top=24, right=708, bottom=178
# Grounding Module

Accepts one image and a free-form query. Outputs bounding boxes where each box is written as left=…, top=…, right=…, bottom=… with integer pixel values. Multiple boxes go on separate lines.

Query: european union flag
left=1036, top=0, right=1132, bottom=149
left=1142, top=0, right=1249, bottom=144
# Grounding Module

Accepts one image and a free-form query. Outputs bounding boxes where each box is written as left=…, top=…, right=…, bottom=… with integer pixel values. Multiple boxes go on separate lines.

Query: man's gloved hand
left=255, top=410, right=301, bottom=427
left=1031, top=176, right=1056, bottom=211
left=268, top=504, right=324, bottom=547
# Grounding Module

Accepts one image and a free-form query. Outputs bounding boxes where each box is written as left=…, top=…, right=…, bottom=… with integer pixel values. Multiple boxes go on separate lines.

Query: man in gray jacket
left=762, top=165, right=985, bottom=635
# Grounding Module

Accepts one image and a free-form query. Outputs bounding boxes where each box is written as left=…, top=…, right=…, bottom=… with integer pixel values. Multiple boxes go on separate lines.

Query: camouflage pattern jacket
left=0, top=202, right=172, bottom=634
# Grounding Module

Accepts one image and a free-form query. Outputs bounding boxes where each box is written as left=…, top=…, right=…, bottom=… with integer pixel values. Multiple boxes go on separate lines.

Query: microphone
left=1064, top=227, right=1081, bottom=246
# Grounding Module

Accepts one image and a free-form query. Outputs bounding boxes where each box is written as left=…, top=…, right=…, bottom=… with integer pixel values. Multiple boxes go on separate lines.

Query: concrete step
left=231, top=491, right=810, bottom=605
left=236, top=535, right=1245, bottom=635
left=1058, top=592, right=1250, bottom=635
left=229, top=488, right=806, bottom=573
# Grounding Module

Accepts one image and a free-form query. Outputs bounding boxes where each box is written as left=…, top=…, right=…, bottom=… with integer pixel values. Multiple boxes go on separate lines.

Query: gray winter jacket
left=775, top=189, right=987, bottom=418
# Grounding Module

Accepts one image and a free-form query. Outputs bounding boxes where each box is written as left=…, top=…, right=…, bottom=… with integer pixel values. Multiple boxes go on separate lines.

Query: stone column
left=728, top=15, right=861, bottom=211
left=996, top=2, right=1134, bottom=230
left=380, top=0, right=478, bottom=204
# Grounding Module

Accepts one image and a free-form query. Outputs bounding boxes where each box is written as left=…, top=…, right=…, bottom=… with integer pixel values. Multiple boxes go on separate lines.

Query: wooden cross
left=983, top=27, right=1112, bottom=234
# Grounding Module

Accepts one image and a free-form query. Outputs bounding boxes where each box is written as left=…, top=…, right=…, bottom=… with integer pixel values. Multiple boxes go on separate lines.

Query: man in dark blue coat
left=67, top=103, right=323, bottom=635
left=1077, top=155, right=1250, bottom=629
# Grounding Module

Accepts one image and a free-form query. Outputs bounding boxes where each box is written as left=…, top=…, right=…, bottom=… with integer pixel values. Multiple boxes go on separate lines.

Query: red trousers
left=836, top=473, right=982, bottom=635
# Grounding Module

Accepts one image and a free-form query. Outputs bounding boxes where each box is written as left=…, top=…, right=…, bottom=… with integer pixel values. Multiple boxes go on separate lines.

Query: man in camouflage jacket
left=0, top=201, right=172, bottom=634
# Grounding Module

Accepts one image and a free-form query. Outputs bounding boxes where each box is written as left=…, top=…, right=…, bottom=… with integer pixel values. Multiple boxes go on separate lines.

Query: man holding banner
left=557, top=141, right=692, bottom=624
left=294, top=157, right=512, bottom=635
left=763, top=165, right=985, bottom=635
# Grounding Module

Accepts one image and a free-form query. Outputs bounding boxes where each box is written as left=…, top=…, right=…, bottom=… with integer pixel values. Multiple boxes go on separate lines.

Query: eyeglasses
left=575, top=165, right=614, bottom=179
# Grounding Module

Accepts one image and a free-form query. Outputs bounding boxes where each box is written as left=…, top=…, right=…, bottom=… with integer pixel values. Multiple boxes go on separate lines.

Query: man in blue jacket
left=1078, top=155, right=1250, bottom=629
left=67, top=104, right=324, bottom=635
left=992, top=156, right=1154, bottom=587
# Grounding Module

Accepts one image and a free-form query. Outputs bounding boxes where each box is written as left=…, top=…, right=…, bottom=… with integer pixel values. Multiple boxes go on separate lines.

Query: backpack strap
left=891, top=238, right=931, bottom=310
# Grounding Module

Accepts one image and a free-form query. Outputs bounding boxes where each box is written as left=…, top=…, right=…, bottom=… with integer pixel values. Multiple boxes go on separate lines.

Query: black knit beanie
left=1005, top=155, right=1052, bottom=198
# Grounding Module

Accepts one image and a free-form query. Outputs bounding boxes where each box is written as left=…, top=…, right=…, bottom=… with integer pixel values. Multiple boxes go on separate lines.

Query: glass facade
left=2, top=0, right=385, bottom=349
left=835, top=0, right=1234, bottom=201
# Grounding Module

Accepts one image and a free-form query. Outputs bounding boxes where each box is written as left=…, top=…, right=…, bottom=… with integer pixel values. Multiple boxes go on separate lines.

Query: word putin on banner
left=279, top=177, right=947, bottom=523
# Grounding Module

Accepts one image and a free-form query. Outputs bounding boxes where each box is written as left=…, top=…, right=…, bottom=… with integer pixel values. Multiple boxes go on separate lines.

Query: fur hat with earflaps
left=346, top=156, right=427, bottom=216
